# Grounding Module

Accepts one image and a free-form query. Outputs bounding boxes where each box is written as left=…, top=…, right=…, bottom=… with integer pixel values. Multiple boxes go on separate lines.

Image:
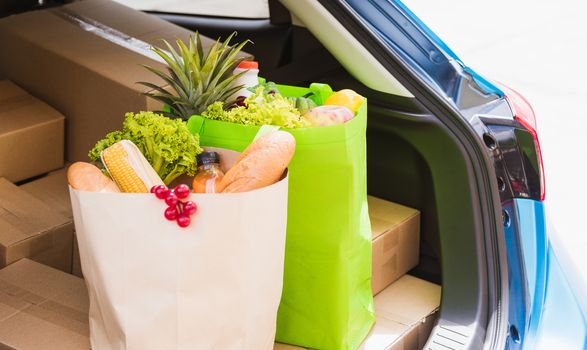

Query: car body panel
left=390, top=0, right=504, bottom=99
left=503, top=196, right=586, bottom=350
left=532, top=246, right=587, bottom=350
left=343, top=0, right=503, bottom=109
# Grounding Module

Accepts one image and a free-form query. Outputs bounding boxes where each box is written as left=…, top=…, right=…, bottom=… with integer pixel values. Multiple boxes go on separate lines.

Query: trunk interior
left=160, top=16, right=472, bottom=348
left=160, top=7, right=498, bottom=344
left=179, top=19, right=445, bottom=278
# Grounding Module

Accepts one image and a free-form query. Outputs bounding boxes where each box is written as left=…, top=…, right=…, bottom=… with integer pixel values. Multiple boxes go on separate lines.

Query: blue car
left=139, top=0, right=586, bottom=348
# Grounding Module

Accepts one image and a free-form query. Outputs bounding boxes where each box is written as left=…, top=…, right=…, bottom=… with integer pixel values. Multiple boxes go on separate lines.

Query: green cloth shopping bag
left=187, top=83, right=374, bottom=350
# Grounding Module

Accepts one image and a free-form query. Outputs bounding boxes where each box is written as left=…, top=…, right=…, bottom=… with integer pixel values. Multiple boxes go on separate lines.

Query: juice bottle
left=192, top=152, right=224, bottom=193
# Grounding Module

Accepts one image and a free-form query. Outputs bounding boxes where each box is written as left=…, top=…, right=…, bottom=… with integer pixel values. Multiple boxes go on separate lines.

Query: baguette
left=67, top=162, right=120, bottom=192
left=219, top=131, right=295, bottom=193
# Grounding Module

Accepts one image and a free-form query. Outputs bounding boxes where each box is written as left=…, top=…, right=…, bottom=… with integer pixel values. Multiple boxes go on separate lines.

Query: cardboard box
left=20, top=169, right=82, bottom=277
left=0, top=263, right=435, bottom=349
left=0, top=259, right=89, bottom=350
left=0, top=0, right=203, bottom=161
left=0, top=261, right=437, bottom=350
left=0, top=178, right=73, bottom=272
left=21, top=169, right=72, bottom=220
left=363, top=275, right=440, bottom=350
left=369, top=196, right=420, bottom=295
left=0, top=80, right=64, bottom=182
left=274, top=275, right=441, bottom=350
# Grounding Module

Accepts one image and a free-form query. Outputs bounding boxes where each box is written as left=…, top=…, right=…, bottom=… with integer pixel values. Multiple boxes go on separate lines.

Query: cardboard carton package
left=368, top=196, right=420, bottom=295
left=0, top=80, right=64, bottom=182
left=362, top=275, right=439, bottom=350
left=0, top=260, right=439, bottom=350
left=0, top=178, right=73, bottom=273
left=20, top=169, right=83, bottom=277
left=0, top=0, right=205, bottom=161
left=21, top=169, right=72, bottom=220
left=0, top=259, right=89, bottom=350
left=274, top=275, right=441, bottom=350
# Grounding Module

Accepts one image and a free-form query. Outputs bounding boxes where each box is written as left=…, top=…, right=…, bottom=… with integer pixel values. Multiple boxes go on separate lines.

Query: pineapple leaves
left=140, top=31, right=251, bottom=120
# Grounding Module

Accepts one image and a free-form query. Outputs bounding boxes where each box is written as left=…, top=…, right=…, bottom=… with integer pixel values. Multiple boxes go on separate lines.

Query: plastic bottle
left=192, top=152, right=225, bottom=194
left=230, top=61, right=259, bottom=102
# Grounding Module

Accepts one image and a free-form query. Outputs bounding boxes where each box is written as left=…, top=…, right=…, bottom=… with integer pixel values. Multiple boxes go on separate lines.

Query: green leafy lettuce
left=89, top=111, right=202, bottom=185
left=202, top=87, right=310, bottom=128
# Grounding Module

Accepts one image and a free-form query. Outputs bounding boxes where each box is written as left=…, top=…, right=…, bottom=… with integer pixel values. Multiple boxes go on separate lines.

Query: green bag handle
left=308, top=83, right=333, bottom=105
left=187, top=114, right=206, bottom=135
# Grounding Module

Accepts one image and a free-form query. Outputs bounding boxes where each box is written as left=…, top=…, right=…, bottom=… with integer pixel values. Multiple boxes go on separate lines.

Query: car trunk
left=172, top=17, right=490, bottom=348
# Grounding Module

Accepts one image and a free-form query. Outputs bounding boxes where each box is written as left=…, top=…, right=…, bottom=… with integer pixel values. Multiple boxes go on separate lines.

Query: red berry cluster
left=151, top=184, right=197, bottom=228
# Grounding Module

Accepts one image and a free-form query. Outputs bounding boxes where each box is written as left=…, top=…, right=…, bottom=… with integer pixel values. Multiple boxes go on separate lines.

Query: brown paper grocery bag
left=70, top=149, right=288, bottom=350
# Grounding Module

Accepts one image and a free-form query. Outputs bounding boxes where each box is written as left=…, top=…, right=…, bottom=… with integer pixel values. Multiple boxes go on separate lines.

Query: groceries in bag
left=151, top=183, right=198, bottom=227
left=202, top=86, right=310, bottom=128
left=101, top=140, right=165, bottom=193
left=138, top=32, right=251, bottom=120
left=218, top=131, right=295, bottom=193
left=192, top=152, right=225, bottom=193
left=304, top=105, right=355, bottom=126
left=89, top=111, right=202, bottom=185
left=83, top=111, right=294, bottom=197
left=67, top=162, right=120, bottom=193
left=182, top=81, right=373, bottom=349
left=138, top=34, right=364, bottom=130
left=68, top=103, right=293, bottom=348
left=324, top=88, right=365, bottom=112
left=135, top=32, right=373, bottom=348
left=69, top=148, right=290, bottom=349
left=230, top=60, right=260, bottom=101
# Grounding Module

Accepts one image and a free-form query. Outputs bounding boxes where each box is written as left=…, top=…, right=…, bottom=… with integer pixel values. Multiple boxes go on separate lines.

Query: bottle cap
left=196, top=151, right=221, bottom=165
left=237, top=60, right=259, bottom=69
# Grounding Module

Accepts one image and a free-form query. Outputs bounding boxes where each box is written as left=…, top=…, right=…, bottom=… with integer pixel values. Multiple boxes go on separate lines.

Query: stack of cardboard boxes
left=0, top=80, right=71, bottom=273
left=0, top=0, right=440, bottom=349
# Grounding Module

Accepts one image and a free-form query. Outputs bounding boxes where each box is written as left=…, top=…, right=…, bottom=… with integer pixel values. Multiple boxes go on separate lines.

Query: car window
left=112, top=0, right=269, bottom=19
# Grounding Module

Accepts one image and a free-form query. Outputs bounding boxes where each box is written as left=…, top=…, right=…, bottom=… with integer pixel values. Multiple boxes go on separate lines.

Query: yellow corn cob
left=101, top=142, right=148, bottom=193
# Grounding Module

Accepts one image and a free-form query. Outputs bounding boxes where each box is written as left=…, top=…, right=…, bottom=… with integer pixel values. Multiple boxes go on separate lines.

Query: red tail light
left=499, top=84, right=545, bottom=201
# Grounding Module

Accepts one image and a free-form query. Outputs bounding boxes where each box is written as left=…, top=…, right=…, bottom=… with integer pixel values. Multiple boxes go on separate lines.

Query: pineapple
left=138, top=32, right=250, bottom=120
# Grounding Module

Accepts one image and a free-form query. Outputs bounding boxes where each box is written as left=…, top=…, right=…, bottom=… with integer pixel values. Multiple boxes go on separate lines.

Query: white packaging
left=70, top=148, right=288, bottom=350
left=230, top=61, right=259, bottom=101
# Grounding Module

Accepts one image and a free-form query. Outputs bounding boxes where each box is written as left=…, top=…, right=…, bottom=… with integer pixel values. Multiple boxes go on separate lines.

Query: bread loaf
left=218, top=131, right=295, bottom=193
left=67, top=162, right=120, bottom=192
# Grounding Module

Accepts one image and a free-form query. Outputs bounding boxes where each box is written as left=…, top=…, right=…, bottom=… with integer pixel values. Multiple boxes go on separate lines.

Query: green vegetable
left=89, top=111, right=203, bottom=185
left=290, top=96, right=318, bottom=115
left=202, top=87, right=310, bottom=128
left=247, top=81, right=280, bottom=95
left=247, top=81, right=317, bottom=114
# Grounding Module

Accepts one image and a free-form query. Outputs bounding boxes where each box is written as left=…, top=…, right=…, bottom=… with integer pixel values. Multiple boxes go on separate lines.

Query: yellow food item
left=101, top=140, right=164, bottom=193
left=324, top=89, right=365, bottom=112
